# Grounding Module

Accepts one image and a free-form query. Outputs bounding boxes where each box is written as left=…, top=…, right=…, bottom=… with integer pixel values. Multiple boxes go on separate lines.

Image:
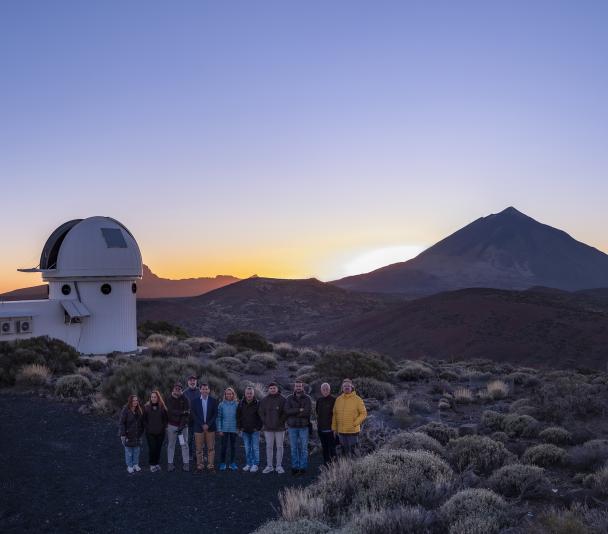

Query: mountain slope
left=333, top=207, right=608, bottom=295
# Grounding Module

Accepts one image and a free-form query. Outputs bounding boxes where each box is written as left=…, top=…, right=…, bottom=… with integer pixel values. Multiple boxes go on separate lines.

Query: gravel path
left=0, top=393, right=320, bottom=534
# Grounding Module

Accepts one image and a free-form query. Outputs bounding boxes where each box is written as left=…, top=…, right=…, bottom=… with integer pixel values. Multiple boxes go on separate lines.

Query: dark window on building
left=61, top=284, right=71, bottom=295
left=132, top=283, right=137, bottom=294
left=101, top=228, right=127, bottom=248
left=101, top=283, right=112, bottom=295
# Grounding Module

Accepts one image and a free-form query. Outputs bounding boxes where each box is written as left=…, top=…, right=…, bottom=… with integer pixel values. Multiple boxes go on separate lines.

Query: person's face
left=173, top=386, right=182, bottom=397
left=150, top=392, right=158, bottom=404
left=321, top=384, right=330, bottom=397
left=342, top=382, right=353, bottom=394
left=200, top=385, right=210, bottom=397
left=225, top=389, right=234, bottom=401
left=245, top=389, right=254, bottom=401
left=132, top=396, right=139, bottom=407
left=188, top=378, right=197, bottom=389
left=294, top=382, right=304, bottom=394
left=268, top=385, right=278, bottom=395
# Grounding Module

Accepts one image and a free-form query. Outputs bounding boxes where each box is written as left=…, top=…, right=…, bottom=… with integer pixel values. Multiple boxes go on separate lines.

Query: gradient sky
left=1, top=1, right=607, bottom=293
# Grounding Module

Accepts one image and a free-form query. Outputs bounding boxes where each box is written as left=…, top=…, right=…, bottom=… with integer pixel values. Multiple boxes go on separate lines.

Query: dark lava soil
left=0, top=393, right=320, bottom=534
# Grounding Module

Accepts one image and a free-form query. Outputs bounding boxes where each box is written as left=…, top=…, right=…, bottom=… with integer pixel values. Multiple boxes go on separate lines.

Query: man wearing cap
left=166, top=382, right=191, bottom=471
left=258, top=382, right=286, bottom=474
left=183, top=375, right=199, bottom=462
left=332, top=378, right=367, bottom=457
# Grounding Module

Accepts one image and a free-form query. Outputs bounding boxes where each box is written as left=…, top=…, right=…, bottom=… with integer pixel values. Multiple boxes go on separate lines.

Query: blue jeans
left=124, top=446, right=140, bottom=468
left=242, top=431, right=260, bottom=466
left=288, top=427, right=309, bottom=470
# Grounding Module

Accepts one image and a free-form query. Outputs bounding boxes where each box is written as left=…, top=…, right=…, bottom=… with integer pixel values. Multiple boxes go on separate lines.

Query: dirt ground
left=0, top=392, right=320, bottom=534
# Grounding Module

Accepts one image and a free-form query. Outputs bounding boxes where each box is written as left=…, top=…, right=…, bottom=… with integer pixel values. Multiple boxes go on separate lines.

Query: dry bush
left=272, top=342, right=296, bottom=359
left=488, top=463, right=550, bottom=499
left=280, top=487, right=324, bottom=521
left=55, top=374, right=92, bottom=398
left=502, top=414, right=539, bottom=438
left=454, top=387, right=474, bottom=404
left=567, top=439, right=608, bottom=471
left=244, top=361, right=266, bottom=375
left=90, top=393, right=114, bottom=415
left=144, top=334, right=175, bottom=350
left=358, top=416, right=398, bottom=453
left=440, top=489, right=508, bottom=533
left=382, top=396, right=413, bottom=428
left=490, top=432, right=509, bottom=443
left=448, top=435, right=515, bottom=475
left=416, top=421, right=458, bottom=446
left=539, top=426, right=572, bottom=445
left=384, top=432, right=445, bottom=456
left=340, top=505, right=435, bottom=534
left=506, top=371, right=538, bottom=386
left=395, top=361, right=435, bottom=381
left=15, top=364, right=51, bottom=387
left=314, top=350, right=393, bottom=382
left=352, top=377, right=396, bottom=400
left=481, top=410, right=505, bottom=431
left=211, top=344, right=237, bottom=359
left=531, top=503, right=608, bottom=534
left=487, top=380, right=509, bottom=399
left=522, top=444, right=566, bottom=467
left=509, top=397, right=537, bottom=416
left=183, top=336, right=215, bottom=352
left=253, top=518, right=331, bottom=534
left=214, top=356, right=244, bottom=371
left=296, top=349, right=320, bottom=364
left=250, top=352, right=278, bottom=369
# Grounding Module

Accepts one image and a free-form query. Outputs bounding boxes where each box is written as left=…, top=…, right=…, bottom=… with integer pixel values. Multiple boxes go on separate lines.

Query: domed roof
left=39, top=217, right=142, bottom=279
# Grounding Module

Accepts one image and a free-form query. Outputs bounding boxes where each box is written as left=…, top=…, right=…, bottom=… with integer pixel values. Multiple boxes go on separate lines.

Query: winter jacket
left=119, top=406, right=144, bottom=447
left=332, top=392, right=367, bottom=434
left=143, top=403, right=168, bottom=435
left=284, top=392, right=312, bottom=428
left=258, top=393, right=286, bottom=431
left=183, top=387, right=200, bottom=416
left=315, top=395, right=336, bottom=432
left=217, top=400, right=238, bottom=433
left=237, top=398, right=263, bottom=433
left=166, top=394, right=190, bottom=429
left=190, top=395, right=219, bottom=433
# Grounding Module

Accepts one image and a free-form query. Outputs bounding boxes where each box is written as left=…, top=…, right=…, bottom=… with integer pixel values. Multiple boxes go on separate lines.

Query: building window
left=101, top=228, right=127, bottom=248
left=101, top=283, right=112, bottom=295
left=132, top=283, right=137, bottom=294
left=61, top=284, right=71, bottom=296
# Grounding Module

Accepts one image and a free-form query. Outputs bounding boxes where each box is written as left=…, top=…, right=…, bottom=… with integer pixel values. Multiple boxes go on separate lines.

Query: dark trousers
left=319, top=430, right=337, bottom=464
left=146, top=433, right=164, bottom=465
left=339, top=433, right=359, bottom=457
left=188, top=422, right=195, bottom=460
left=220, top=432, right=237, bottom=464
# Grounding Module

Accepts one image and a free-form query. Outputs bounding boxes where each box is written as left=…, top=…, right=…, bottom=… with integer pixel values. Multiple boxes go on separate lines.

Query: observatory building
left=0, top=217, right=143, bottom=354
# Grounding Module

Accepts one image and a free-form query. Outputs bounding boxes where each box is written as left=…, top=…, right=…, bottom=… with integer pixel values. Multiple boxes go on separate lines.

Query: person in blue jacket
left=217, top=387, right=239, bottom=471
left=190, top=383, right=218, bottom=472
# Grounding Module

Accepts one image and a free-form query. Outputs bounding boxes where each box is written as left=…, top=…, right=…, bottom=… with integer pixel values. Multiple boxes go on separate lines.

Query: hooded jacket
left=119, top=406, right=144, bottom=447
left=258, top=393, right=286, bottom=431
left=332, top=392, right=367, bottom=434
left=237, top=398, right=263, bottom=433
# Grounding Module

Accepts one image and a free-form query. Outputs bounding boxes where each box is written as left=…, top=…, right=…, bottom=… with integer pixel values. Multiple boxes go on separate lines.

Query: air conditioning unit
left=16, top=318, right=32, bottom=334
left=0, top=320, right=12, bottom=335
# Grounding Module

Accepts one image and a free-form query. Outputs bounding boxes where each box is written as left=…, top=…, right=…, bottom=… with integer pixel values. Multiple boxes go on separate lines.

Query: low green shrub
left=488, top=463, right=550, bottom=499
left=539, top=426, right=572, bottom=445
left=55, top=374, right=92, bottom=398
left=502, top=414, right=539, bottom=438
left=352, top=377, right=396, bottom=400
left=481, top=410, right=505, bottom=431
left=490, top=432, right=509, bottom=443
left=567, top=440, right=608, bottom=471
left=226, top=331, right=273, bottom=352
left=416, top=421, right=458, bottom=445
left=296, top=349, right=320, bottom=364
left=384, top=432, right=444, bottom=456
left=522, top=444, right=566, bottom=467
left=214, top=356, right=244, bottom=371
left=314, top=350, right=394, bottom=382
left=395, top=361, right=434, bottom=381
left=244, top=361, right=266, bottom=375
left=250, top=352, right=278, bottom=369
left=448, top=435, right=515, bottom=475
left=440, top=489, right=508, bottom=533
left=211, top=344, right=237, bottom=359
left=138, top=320, right=188, bottom=341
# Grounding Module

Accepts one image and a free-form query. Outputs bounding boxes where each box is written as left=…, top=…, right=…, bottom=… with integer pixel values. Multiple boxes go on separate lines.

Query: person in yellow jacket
left=331, top=378, right=367, bottom=456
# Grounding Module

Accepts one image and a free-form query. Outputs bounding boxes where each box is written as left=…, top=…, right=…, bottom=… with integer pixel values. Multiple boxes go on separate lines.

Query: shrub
left=395, top=360, right=434, bottom=381
left=80, top=356, right=107, bottom=372
left=244, top=361, right=266, bottom=375
left=533, top=503, right=608, bottom=534
left=250, top=352, right=278, bottom=369
left=272, top=342, right=296, bottom=359
left=567, top=439, right=608, bottom=471
left=102, top=357, right=229, bottom=408
left=211, top=344, right=237, bottom=359
left=508, top=397, right=536, bottom=416
left=522, top=444, right=566, bottom=467
left=448, top=436, right=515, bottom=475
left=488, top=463, right=549, bottom=499
left=481, top=410, right=505, bottom=431
left=487, top=380, right=509, bottom=400
left=502, top=414, right=539, bottom=438
left=183, top=336, right=215, bottom=352
left=253, top=519, right=331, bottom=534
left=383, top=396, right=413, bottom=428
left=296, top=349, right=320, bottom=364
left=144, top=335, right=192, bottom=358
left=55, top=374, right=92, bottom=398
left=0, top=336, right=79, bottom=385
left=214, top=356, right=244, bottom=371
left=314, top=350, right=393, bottom=382
left=490, top=431, right=509, bottom=443
left=454, top=387, right=473, bottom=404
left=15, top=364, right=51, bottom=387
left=539, top=426, right=572, bottom=445
left=138, top=320, right=188, bottom=341
left=448, top=516, right=502, bottom=534
left=352, top=377, right=396, bottom=400
left=340, top=505, right=435, bottom=534
left=506, top=371, right=537, bottom=386
left=417, top=422, right=458, bottom=445
left=440, top=489, right=507, bottom=533
left=358, top=416, right=399, bottom=453
left=384, top=432, right=444, bottom=456
left=226, top=331, right=273, bottom=352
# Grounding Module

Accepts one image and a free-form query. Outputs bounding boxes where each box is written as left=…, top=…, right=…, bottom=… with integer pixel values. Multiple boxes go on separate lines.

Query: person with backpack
left=217, top=387, right=239, bottom=471
left=315, top=382, right=337, bottom=465
left=166, top=382, right=191, bottom=472
left=143, top=390, right=168, bottom=472
left=284, top=380, right=313, bottom=475
left=258, top=382, right=286, bottom=474
left=237, top=386, right=263, bottom=472
left=332, top=378, right=367, bottom=457
left=119, top=394, right=144, bottom=474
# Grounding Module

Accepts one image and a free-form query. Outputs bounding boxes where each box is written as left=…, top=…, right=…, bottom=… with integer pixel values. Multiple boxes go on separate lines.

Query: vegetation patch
left=447, top=435, right=515, bottom=475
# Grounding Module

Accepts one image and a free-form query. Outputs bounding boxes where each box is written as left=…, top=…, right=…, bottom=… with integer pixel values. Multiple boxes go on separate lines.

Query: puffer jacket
left=119, top=406, right=144, bottom=447
left=332, top=392, right=367, bottom=434
left=217, top=400, right=238, bottom=433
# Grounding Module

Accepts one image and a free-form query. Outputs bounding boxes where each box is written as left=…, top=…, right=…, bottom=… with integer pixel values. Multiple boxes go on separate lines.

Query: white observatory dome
left=39, top=217, right=143, bottom=279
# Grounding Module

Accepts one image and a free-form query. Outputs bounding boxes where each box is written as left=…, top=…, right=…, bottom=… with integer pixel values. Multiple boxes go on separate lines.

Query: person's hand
left=120, top=436, right=126, bottom=446
left=238, top=430, right=242, bottom=437
left=299, top=408, right=304, bottom=412
left=333, top=431, right=337, bottom=439
left=203, top=424, right=209, bottom=431
left=218, top=431, right=224, bottom=436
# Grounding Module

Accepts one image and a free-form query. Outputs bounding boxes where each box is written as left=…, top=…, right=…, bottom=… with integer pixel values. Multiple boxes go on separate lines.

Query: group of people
left=118, top=377, right=367, bottom=475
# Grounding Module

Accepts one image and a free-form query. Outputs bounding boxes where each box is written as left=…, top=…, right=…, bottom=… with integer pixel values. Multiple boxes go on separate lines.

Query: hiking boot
left=276, top=466, right=285, bottom=474
left=250, top=465, right=259, bottom=473
left=262, top=466, right=274, bottom=474
left=183, top=464, right=190, bottom=472
left=242, top=465, right=251, bottom=472
left=229, top=463, right=238, bottom=471
left=127, top=466, right=134, bottom=474
left=168, top=463, right=175, bottom=472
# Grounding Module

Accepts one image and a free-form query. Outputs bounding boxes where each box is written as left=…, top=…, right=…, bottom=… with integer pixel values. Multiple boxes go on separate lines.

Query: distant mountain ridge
left=333, top=207, right=608, bottom=295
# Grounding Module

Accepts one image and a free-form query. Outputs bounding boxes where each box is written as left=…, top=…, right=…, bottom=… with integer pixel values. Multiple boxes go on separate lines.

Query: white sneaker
left=150, top=466, right=156, bottom=472
left=127, top=467, right=134, bottom=474
left=250, top=465, right=259, bottom=473
left=243, top=465, right=251, bottom=472
left=276, top=466, right=285, bottom=474
left=133, top=465, right=141, bottom=472
left=262, top=465, right=274, bottom=474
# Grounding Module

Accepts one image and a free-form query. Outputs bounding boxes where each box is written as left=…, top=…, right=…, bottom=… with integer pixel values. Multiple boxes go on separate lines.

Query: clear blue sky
left=1, top=1, right=607, bottom=291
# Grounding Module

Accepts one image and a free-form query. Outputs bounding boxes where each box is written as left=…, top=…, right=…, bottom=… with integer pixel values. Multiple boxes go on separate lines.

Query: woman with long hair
left=217, top=387, right=239, bottom=471
left=119, top=394, right=144, bottom=473
left=143, top=390, right=168, bottom=472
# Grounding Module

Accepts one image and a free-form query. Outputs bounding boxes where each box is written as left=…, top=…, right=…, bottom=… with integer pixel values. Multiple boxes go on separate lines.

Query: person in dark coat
left=119, top=394, right=144, bottom=474
left=237, top=386, right=263, bottom=472
left=190, top=383, right=219, bottom=471
left=183, top=375, right=199, bottom=462
left=143, top=390, right=168, bottom=472
left=165, top=382, right=191, bottom=472
left=258, top=382, right=286, bottom=474
left=315, top=382, right=337, bottom=465
left=284, top=380, right=313, bottom=475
